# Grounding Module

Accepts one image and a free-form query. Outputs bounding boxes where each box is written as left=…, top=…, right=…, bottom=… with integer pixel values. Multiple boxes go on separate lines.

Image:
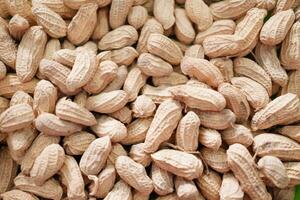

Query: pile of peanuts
left=0, top=0, right=300, bottom=199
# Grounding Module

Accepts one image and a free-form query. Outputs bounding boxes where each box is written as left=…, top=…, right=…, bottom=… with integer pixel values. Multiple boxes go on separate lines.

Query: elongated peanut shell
left=116, top=156, right=153, bottom=194
left=0, top=103, right=34, bottom=133
left=251, top=93, right=300, bottom=130
left=253, top=133, right=300, bottom=161
left=67, top=3, right=98, bottom=45
left=86, top=90, right=129, bottom=113
left=32, top=3, right=67, bottom=38
left=227, top=144, right=271, bottom=200
left=16, top=26, right=47, bottom=82
left=59, top=155, right=85, bottom=199
left=30, top=144, right=65, bottom=185
left=35, top=113, right=82, bottom=136
left=56, top=98, right=96, bottom=126
left=144, top=99, right=182, bottom=153
left=151, top=149, right=203, bottom=180
left=79, top=136, right=112, bottom=175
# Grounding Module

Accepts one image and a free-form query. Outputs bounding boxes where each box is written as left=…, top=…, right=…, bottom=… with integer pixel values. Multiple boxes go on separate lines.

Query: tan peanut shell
left=221, top=124, right=253, bottom=147
left=218, top=83, right=250, bottom=123
left=198, top=127, right=222, bottom=151
left=201, top=147, right=230, bottom=173
left=16, top=26, right=47, bottom=82
left=0, top=147, right=17, bottom=194
left=195, top=19, right=236, bottom=44
left=231, top=77, right=269, bottom=111
left=142, top=85, right=174, bottom=104
left=132, top=95, right=156, bottom=118
left=256, top=0, right=276, bottom=10
left=175, top=176, right=201, bottom=200
left=151, top=163, right=174, bottom=195
left=143, top=99, right=182, bottom=153
left=185, top=0, right=213, bottom=31
left=33, top=80, right=57, bottom=115
left=66, top=50, right=97, bottom=91
left=147, top=33, right=183, bottom=65
left=210, top=57, right=234, bottom=83
left=203, top=8, right=266, bottom=58
left=0, top=189, right=38, bottom=200
left=210, top=0, right=257, bottom=19
left=10, top=90, right=33, bottom=107
left=35, top=112, right=82, bottom=136
left=175, top=111, right=200, bottom=151
left=253, top=133, right=300, bottom=161
left=39, top=59, right=76, bottom=95
left=121, top=117, right=152, bottom=145
left=86, top=90, right=129, bottom=113
left=185, top=44, right=204, bottom=59
left=104, top=180, right=132, bottom=200
left=153, top=0, right=175, bottom=30
left=21, top=133, right=60, bottom=175
left=30, top=144, right=65, bottom=185
left=99, top=25, right=138, bottom=50
left=0, top=18, right=17, bottom=69
left=53, top=49, right=76, bottom=68
left=67, top=3, right=98, bottom=45
left=196, top=170, right=221, bottom=200
left=277, top=125, right=300, bottom=142
left=128, top=5, right=148, bottom=29
left=152, top=72, right=188, bottom=87
left=284, top=162, right=300, bottom=187
left=137, top=18, right=164, bottom=54
left=111, top=47, right=139, bottom=66
left=260, top=9, right=295, bottom=45
left=7, top=126, right=37, bottom=163
left=280, top=21, right=300, bottom=70
left=32, top=3, right=67, bottom=38
left=257, top=155, right=289, bottom=188
left=220, top=173, right=244, bottom=200
left=14, top=174, right=63, bottom=200
left=170, top=84, right=226, bottom=111
left=129, top=143, right=151, bottom=167
left=79, top=136, right=112, bottom=175
left=103, top=65, right=128, bottom=92
left=88, top=164, right=116, bottom=198
left=55, top=98, right=96, bottom=126
left=174, top=8, right=196, bottom=44
left=251, top=93, right=300, bottom=130
left=59, top=155, right=85, bottom=199
left=8, top=14, right=29, bottom=41
left=227, top=144, right=271, bottom=200
left=31, top=0, right=76, bottom=19
left=255, top=42, right=288, bottom=87
left=116, top=156, right=153, bottom=194
left=0, top=96, right=9, bottom=114
left=74, top=91, right=88, bottom=107
left=110, top=106, right=132, bottom=124
left=0, top=103, right=34, bottom=133
left=274, top=0, right=296, bottom=13
left=151, top=149, right=203, bottom=180
left=109, top=0, right=134, bottom=29
left=108, top=143, right=128, bottom=164
left=91, top=115, right=127, bottom=142
left=233, top=57, right=272, bottom=96
left=124, top=67, right=147, bottom=102
left=137, top=53, right=173, bottom=77
left=194, top=109, right=236, bottom=130
left=92, top=7, right=110, bottom=40
left=43, top=39, right=61, bottom=60
left=63, top=131, right=96, bottom=155
left=181, top=57, right=224, bottom=88
left=0, top=74, right=38, bottom=97
left=5, top=0, right=36, bottom=24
